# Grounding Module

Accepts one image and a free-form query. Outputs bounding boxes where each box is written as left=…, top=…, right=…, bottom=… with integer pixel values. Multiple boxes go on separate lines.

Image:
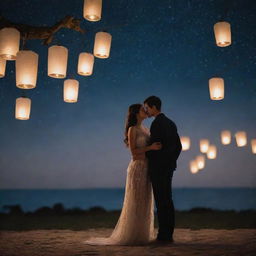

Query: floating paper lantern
left=251, top=139, right=256, bottom=154
left=221, top=130, right=231, bottom=145
left=48, top=45, right=68, bottom=78
left=15, top=97, right=31, bottom=120
left=94, top=32, right=112, bottom=59
left=16, top=50, right=38, bottom=89
left=235, top=131, right=247, bottom=147
left=196, top=155, right=205, bottom=170
left=64, top=79, right=79, bottom=103
left=214, top=21, right=231, bottom=47
left=209, top=77, right=224, bottom=100
left=190, top=160, right=199, bottom=174
left=0, top=57, right=6, bottom=78
left=181, top=136, right=190, bottom=151
left=200, top=139, right=210, bottom=153
left=83, top=0, right=102, bottom=21
left=207, top=145, right=217, bottom=159
left=0, top=28, right=20, bottom=60
left=77, top=52, right=94, bottom=76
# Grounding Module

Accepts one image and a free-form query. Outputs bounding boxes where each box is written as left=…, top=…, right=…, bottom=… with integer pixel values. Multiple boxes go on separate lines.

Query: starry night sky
left=0, top=0, right=255, bottom=189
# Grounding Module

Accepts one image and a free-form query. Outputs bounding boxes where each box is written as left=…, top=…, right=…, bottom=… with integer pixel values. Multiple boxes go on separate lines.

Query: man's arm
left=164, top=122, right=182, bottom=161
left=146, top=120, right=162, bottom=158
left=150, top=120, right=162, bottom=144
left=174, top=132, right=182, bottom=160
left=128, top=126, right=160, bottom=157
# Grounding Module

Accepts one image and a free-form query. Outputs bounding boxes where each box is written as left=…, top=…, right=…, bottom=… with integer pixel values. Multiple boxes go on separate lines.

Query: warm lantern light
left=83, top=0, right=102, bottom=21
left=16, top=50, right=38, bottom=89
left=190, top=160, right=199, bottom=174
left=94, top=32, right=112, bottom=59
left=0, top=28, right=20, bottom=60
left=251, top=139, right=256, bottom=154
left=196, top=155, right=205, bottom=170
left=209, top=77, right=224, bottom=100
left=181, top=136, right=190, bottom=151
left=48, top=45, right=68, bottom=78
left=214, top=21, right=231, bottom=47
left=207, top=145, right=217, bottom=159
left=64, top=79, right=79, bottom=103
left=200, top=139, right=210, bottom=153
left=15, top=97, right=31, bottom=120
left=0, top=57, right=6, bottom=78
left=78, top=52, right=94, bottom=76
left=221, top=130, right=231, bottom=145
left=235, top=131, right=247, bottom=147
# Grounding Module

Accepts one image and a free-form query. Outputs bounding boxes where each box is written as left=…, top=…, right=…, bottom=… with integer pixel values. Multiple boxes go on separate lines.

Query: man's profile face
left=144, top=103, right=154, bottom=117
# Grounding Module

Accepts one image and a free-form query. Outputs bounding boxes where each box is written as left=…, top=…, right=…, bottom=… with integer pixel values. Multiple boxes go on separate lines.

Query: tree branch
left=0, top=15, right=85, bottom=45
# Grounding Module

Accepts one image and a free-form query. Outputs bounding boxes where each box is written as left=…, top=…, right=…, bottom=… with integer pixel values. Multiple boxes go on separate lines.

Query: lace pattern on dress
left=83, top=126, right=154, bottom=245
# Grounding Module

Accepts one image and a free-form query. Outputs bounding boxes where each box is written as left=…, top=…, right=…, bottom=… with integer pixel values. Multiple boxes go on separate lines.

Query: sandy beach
left=0, top=228, right=255, bottom=256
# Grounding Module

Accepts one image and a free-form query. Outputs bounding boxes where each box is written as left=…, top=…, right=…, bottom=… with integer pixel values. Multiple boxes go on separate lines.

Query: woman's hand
left=150, top=142, right=162, bottom=150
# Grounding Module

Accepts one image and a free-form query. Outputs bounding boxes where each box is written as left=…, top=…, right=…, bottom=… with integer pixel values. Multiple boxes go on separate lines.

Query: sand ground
left=0, top=228, right=255, bottom=256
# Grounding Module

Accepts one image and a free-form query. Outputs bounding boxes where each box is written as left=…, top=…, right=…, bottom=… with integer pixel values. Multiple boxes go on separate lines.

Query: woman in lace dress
left=83, top=104, right=162, bottom=245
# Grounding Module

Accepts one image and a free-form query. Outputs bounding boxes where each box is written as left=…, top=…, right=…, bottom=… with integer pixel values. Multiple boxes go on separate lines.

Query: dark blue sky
left=0, top=0, right=255, bottom=188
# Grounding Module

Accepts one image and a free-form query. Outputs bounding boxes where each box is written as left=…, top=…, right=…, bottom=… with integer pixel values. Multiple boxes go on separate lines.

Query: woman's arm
left=128, top=126, right=161, bottom=156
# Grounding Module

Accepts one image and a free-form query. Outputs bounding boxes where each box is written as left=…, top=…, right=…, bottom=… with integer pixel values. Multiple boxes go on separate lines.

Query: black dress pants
left=150, top=169, right=175, bottom=240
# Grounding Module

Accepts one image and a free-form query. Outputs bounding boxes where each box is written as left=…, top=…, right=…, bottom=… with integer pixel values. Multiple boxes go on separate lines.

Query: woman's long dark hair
left=124, top=104, right=142, bottom=147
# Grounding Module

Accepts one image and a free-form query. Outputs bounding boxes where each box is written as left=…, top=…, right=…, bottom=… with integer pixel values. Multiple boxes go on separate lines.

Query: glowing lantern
left=200, top=139, right=210, bottom=153
left=94, top=32, right=112, bottom=59
left=209, top=77, right=224, bottom=100
left=221, top=130, right=231, bottom=145
left=16, top=50, right=38, bottom=89
left=83, top=0, right=102, bottom=22
left=0, top=28, right=20, bottom=60
left=196, top=155, right=205, bottom=170
left=251, top=139, right=256, bottom=154
left=48, top=45, right=68, bottom=78
left=207, top=145, right=217, bottom=159
left=78, top=52, right=94, bottom=76
left=235, top=131, right=247, bottom=147
left=214, top=21, right=231, bottom=47
left=0, top=57, right=6, bottom=78
left=15, top=97, right=31, bottom=120
left=190, top=160, right=199, bottom=174
left=64, top=79, right=79, bottom=103
left=181, top=136, right=190, bottom=151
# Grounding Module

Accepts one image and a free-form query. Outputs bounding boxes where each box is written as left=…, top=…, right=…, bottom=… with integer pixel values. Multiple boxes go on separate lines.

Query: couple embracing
left=84, top=96, right=182, bottom=246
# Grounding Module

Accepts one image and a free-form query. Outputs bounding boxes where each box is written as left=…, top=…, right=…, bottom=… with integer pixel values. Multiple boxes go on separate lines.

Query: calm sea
left=0, top=188, right=255, bottom=213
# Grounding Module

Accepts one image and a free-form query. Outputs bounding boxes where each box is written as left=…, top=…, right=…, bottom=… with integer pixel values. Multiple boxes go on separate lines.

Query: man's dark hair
left=144, top=96, right=162, bottom=111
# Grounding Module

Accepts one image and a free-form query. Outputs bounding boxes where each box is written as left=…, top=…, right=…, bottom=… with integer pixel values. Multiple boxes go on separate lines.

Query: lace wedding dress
left=83, top=126, right=155, bottom=245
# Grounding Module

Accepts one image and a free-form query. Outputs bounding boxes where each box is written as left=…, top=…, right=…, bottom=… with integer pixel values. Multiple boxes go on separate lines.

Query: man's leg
left=151, top=170, right=174, bottom=240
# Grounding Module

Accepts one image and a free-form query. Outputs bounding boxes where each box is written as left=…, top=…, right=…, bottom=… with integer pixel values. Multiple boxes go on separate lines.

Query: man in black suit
left=144, top=96, right=182, bottom=243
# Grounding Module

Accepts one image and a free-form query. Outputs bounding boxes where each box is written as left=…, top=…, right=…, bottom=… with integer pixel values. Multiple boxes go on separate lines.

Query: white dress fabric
left=83, top=126, right=154, bottom=245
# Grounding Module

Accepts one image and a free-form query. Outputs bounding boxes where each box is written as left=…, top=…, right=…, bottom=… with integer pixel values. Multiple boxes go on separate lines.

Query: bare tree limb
left=0, top=15, right=85, bottom=45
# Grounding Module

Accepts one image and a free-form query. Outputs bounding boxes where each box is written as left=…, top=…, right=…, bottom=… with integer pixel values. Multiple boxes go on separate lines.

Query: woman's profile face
left=138, top=106, right=148, bottom=120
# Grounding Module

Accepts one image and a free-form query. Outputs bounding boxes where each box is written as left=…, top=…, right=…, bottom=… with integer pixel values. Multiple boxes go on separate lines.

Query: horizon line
left=0, top=186, right=256, bottom=190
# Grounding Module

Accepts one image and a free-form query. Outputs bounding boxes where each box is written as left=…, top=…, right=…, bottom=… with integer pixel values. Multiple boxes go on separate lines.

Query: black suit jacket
left=146, top=113, right=182, bottom=172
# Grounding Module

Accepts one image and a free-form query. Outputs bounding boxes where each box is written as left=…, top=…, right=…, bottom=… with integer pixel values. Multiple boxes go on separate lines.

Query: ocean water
left=0, top=188, right=255, bottom=213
